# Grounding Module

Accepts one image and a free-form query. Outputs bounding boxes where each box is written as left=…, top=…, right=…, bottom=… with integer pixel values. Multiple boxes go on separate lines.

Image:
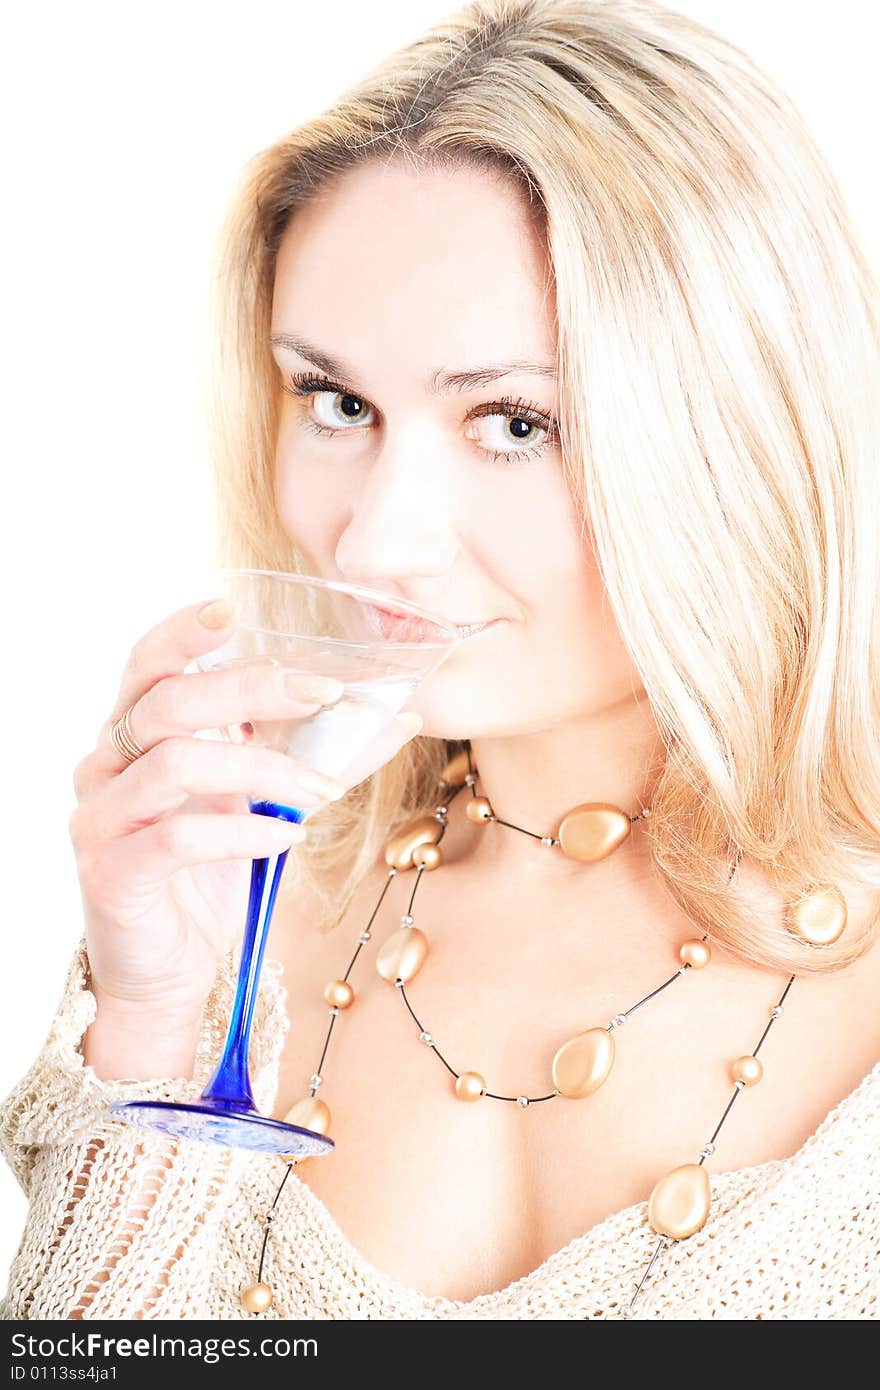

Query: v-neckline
left=270, top=1045, right=880, bottom=1314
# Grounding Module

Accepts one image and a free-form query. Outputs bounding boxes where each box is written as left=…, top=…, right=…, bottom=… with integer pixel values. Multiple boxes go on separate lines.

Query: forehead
left=270, top=159, right=556, bottom=375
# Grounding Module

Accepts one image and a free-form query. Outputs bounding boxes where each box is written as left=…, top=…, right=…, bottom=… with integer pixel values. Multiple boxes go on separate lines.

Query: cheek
left=273, top=442, right=341, bottom=561
left=485, top=472, right=596, bottom=610
left=493, top=482, right=640, bottom=701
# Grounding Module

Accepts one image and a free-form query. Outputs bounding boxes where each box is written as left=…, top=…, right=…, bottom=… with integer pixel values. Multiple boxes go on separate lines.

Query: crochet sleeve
left=0, top=936, right=289, bottom=1319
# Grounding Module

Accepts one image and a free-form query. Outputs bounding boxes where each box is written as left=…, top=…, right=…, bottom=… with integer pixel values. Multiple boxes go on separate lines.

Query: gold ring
left=109, top=703, right=147, bottom=764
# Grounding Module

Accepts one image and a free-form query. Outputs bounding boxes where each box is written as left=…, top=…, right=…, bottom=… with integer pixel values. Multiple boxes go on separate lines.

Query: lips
left=368, top=607, right=449, bottom=643
left=366, top=604, right=500, bottom=644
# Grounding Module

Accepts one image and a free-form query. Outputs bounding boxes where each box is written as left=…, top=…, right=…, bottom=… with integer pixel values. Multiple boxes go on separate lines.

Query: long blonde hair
left=205, top=0, right=880, bottom=973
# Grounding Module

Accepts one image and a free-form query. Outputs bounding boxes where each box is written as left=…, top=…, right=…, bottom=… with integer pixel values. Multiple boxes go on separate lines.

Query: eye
left=282, top=372, right=375, bottom=432
left=464, top=395, right=557, bottom=464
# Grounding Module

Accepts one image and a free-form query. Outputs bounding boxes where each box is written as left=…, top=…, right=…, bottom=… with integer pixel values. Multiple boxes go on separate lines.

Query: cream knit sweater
left=1, top=937, right=877, bottom=1321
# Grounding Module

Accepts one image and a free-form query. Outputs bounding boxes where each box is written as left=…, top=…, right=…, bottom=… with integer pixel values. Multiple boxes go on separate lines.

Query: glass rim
left=215, top=567, right=464, bottom=651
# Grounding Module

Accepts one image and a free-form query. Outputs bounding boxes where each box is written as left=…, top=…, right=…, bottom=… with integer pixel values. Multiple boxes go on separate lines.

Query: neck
left=453, top=690, right=665, bottom=879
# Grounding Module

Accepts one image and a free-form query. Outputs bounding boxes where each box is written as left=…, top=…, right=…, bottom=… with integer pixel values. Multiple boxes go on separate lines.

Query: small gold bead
left=323, top=979, right=355, bottom=1009
left=466, top=796, right=494, bottom=823
left=679, top=939, right=711, bottom=969
left=240, top=1281, right=273, bottom=1313
left=411, top=842, right=442, bottom=870
left=454, top=1071, right=486, bottom=1101
left=731, top=1055, right=763, bottom=1087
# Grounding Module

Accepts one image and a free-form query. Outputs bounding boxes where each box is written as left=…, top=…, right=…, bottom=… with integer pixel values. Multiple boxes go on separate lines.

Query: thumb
left=335, top=710, right=423, bottom=793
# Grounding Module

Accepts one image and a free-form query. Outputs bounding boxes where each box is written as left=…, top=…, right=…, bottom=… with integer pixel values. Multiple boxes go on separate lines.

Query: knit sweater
left=1, top=937, right=877, bottom=1321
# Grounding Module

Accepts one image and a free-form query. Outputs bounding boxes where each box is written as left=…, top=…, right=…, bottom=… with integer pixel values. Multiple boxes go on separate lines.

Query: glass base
left=108, top=1099, right=335, bottom=1156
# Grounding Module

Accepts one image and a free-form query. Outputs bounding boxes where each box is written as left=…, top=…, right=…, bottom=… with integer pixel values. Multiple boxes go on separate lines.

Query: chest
left=266, top=873, right=879, bottom=1305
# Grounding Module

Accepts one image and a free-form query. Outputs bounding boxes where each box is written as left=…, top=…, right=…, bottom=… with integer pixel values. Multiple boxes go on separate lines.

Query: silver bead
left=464, top=773, right=477, bottom=786
left=419, top=1031, right=434, bottom=1046
left=540, top=836, right=554, bottom=847
left=401, top=914, right=414, bottom=926
left=607, top=1014, right=627, bottom=1031
left=734, top=1079, right=745, bottom=1090
left=516, top=1096, right=529, bottom=1107
left=434, top=807, right=448, bottom=820
left=309, top=1073, right=323, bottom=1089
left=329, top=1006, right=340, bottom=1017
left=771, top=1005, right=784, bottom=1018
left=395, top=979, right=405, bottom=989
left=699, top=1142, right=715, bottom=1159
left=358, top=930, right=372, bottom=944
left=265, top=1210, right=274, bottom=1224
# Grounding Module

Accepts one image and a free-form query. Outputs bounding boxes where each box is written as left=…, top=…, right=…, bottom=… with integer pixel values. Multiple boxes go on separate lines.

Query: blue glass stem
left=200, top=801, right=305, bottom=1112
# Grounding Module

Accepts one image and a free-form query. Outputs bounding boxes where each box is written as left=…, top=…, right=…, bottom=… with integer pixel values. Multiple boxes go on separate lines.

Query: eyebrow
left=267, top=332, right=557, bottom=394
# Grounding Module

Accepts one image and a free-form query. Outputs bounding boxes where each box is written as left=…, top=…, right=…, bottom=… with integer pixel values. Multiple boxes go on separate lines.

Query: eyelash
left=280, top=370, right=557, bottom=465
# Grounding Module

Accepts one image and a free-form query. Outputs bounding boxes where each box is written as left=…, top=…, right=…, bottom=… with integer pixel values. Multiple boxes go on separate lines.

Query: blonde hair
left=205, top=0, right=880, bottom=973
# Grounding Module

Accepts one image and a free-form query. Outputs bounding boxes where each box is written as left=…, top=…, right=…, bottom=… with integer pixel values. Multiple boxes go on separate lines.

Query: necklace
left=238, top=743, right=844, bottom=1319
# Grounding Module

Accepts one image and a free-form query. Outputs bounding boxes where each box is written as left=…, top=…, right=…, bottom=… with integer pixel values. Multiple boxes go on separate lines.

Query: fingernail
left=303, top=772, right=347, bottom=800
left=284, top=672, right=345, bottom=704
left=199, top=599, right=235, bottom=630
left=395, top=711, right=423, bottom=737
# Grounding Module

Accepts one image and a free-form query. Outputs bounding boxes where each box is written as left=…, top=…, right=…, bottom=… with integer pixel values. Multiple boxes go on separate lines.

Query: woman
left=2, top=0, right=878, bottom=1320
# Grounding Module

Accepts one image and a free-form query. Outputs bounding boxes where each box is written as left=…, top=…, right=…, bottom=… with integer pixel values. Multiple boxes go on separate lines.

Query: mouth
left=367, top=606, right=459, bottom=643
left=452, top=619, right=498, bottom=639
left=367, top=607, right=500, bottom=643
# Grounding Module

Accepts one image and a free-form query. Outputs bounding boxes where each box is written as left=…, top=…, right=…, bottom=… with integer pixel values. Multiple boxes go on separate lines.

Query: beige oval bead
left=551, top=1027, right=616, bottom=1098
left=441, top=748, right=473, bottom=787
left=376, top=925, right=429, bottom=983
left=323, top=979, right=354, bottom=1009
left=282, top=1095, right=332, bottom=1135
left=679, top=939, right=711, bottom=969
left=466, top=796, right=494, bottom=823
left=455, top=1071, right=486, bottom=1101
left=240, top=1282, right=273, bottom=1313
left=787, top=884, right=848, bottom=946
left=557, top=803, right=632, bottom=862
left=648, top=1163, right=711, bottom=1240
left=411, top=842, right=442, bottom=870
left=383, top=815, right=443, bottom=870
left=731, top=1054, right=763, bottom=1086
left=278, top=1095, right=332, bottom=1163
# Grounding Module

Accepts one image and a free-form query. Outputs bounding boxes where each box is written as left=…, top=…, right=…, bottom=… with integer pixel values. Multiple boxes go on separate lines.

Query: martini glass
left=108, top=568, right=463, bottom=1154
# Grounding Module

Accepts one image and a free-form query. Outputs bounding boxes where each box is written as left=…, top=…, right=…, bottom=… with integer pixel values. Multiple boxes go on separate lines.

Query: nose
left=334, top=424, right=460, bottom=587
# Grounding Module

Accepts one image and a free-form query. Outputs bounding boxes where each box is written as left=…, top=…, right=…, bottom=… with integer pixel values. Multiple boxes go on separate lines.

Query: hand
left=69, top=596, right=422, bottom=1035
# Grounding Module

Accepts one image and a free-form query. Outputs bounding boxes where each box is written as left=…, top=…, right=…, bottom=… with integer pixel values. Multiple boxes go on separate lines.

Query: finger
left=73, top=738, right=346, bottom=844
left=94, top=812, right=309, bottom=892
left=96, top=659, right=344, bottom=779
left=334, top=710, right=424, bottom=792
left=108, top=597, right=242, bottom=726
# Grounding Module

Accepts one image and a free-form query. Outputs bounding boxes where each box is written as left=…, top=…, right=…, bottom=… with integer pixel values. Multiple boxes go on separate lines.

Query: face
left=270, top=157, right=644, bottom=738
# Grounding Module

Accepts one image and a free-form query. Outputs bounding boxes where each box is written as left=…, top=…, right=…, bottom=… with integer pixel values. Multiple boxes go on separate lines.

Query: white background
left=1, top=0, right=877, bottom=1281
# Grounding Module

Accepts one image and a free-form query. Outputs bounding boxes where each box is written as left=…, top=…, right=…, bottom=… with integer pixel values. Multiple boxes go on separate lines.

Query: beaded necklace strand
left=239, top=743, right=846, bottom=1317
